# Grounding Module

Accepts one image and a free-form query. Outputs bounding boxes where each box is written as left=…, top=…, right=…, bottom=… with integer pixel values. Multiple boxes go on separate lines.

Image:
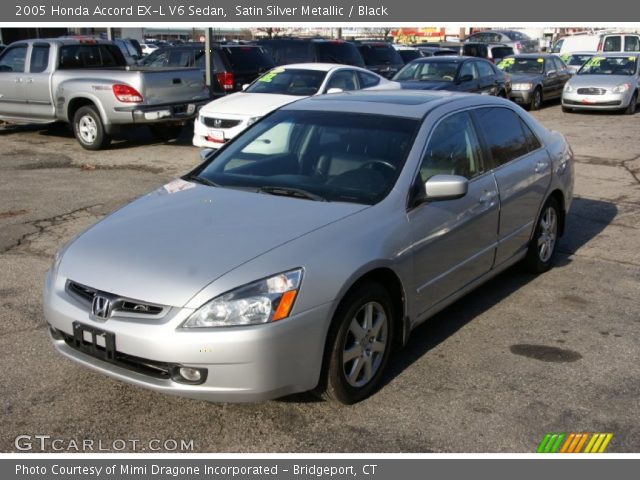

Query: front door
left=0, top=44, right=29, bottom=118
left=409, top=110, right=499, bottom=317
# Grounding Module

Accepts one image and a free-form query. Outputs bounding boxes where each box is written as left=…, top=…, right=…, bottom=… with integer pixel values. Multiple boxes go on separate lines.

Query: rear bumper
left=112, top=100, right=210, bottom=125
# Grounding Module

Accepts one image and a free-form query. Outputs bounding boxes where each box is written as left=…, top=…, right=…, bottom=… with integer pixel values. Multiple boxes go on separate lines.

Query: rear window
left=603, top=36, right=622, bottom=52
left=398, top=50, right=421, bottom=63
left=262, top=41, right=311, bottom=64
left=358, top=44, right=403, bottom=65
left=223, top=46, right=275, bottom=71
left=504, top=31, right=530, bottom=41
left=58, top=44, right=126, bottom=69
left=491, top=47, right=514, bottom=60
left=316, top=42, right=365, bottom=67
left=463, top=44, right=487, bottom=58
left=624, top=36, right=640, bottom=52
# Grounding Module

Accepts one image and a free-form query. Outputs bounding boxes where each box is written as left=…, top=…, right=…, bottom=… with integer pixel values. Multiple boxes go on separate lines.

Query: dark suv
left=256, top=38, right=365, bottom=67
left=140, top=43, right=275, bottom=96
left=462, top=43, right=514, bottom=64
left=356, top=42, right=405, bottom=79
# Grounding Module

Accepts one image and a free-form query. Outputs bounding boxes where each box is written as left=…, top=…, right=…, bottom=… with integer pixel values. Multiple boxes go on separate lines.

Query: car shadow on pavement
left=381, top=196, right=618, bottom=390
left=0, top=122, right=196, bottom=150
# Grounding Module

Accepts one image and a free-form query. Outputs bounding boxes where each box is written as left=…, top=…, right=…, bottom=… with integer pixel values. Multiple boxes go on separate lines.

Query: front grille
left=202, top=116, right=241, bottom=129
left=577, top=87, right=607, bottom=95
left=564, top=99, right=621, bottom=106
left=66, top=280, right=165, bottom=317
left=57, top=328, right=172, bottom=379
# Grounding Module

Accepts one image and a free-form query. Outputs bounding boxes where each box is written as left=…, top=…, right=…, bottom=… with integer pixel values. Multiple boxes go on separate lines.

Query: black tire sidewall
left=325, top=283, right=395, bottom=404
left=531, top=88, right=542, bottom=111
left=625, top=93, right=637, bottom=115
left=73, top=106, right=107, bottom=150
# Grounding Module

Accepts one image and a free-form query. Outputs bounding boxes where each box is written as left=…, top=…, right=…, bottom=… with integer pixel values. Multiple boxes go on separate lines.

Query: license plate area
left=72, top=322, right=116, bottom=362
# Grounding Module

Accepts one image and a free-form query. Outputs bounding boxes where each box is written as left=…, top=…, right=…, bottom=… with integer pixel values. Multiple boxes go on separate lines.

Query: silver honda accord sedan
left=44, top=91, right=574, bottom=404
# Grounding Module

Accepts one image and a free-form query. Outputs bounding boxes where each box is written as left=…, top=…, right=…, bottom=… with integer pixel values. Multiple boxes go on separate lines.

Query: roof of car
left=280, top=90, right=507, bottom=119
left=594, top=52, right=640, bottom=57
left=411, top=56, right=486, bottom=63
left=508, top=53, right=558, bottom=58
left=276, top=63, right=357, bottom=72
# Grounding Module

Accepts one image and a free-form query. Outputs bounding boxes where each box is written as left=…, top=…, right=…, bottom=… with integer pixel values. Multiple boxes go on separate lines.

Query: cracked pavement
left=0, top=108, right=639, bottom=453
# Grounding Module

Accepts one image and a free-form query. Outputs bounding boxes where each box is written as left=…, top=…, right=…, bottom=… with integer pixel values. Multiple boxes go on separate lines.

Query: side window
left=0, top=45, right=28, bottom=72
left=326, top=70, right=358, bottom=91
left=520, top=118, right=541, bottom=152
left=624, top=36, right=640, bottom=52
left=419, top=111, right=484, bottom=182
left=552, top=57, right=566, bottom=72
left=475, top=108, right=530, bottom=165
left=29, top=45, right=50, bottom=73
left=459, top=61, right=478, bottom=80
left=603, top=36, right=622, bottom=52
left=476, top=60, right=495, bottom=78
left=357, top=70, right=381, bottom=88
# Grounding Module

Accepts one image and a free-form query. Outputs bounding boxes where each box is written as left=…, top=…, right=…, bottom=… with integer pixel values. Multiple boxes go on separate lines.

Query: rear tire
left=624, top=92, right=637, bottom=115
left=524, top=197, right=560, bottom=274
left=316, top=282, right=395, bottom=404
left=73, top=106, right=110, bottom=150
left=149, top=124, right=183, bottom=142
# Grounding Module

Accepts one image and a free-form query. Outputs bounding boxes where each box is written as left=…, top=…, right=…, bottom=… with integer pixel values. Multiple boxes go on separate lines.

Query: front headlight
left=564, top=83, right=574, bottom=93
left=246, top=116, right=261, bottom=127
left=512, top=83, right=534, bottom=91
left=182, top=269, right=303, bottom=328
left=612, top=83, right=630, bottom=93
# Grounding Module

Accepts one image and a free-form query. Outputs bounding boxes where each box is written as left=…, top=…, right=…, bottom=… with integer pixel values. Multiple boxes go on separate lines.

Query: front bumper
left=192, top=114, right=250, bottom=149
left=562, top=90, right=630, bottom=110
left=510, top=89, right=534, bottom=104
left=44, top=271, right=330, bottom=402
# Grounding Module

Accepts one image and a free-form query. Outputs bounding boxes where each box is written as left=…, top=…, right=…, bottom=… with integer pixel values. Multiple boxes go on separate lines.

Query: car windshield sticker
left=497, top=57, right=515, bottom=69
left=258, top=67, right=285, bottom=83
left=560, top=54, right=571, bottom=62
left=537, top=58, right=544, bottom=63
left=586, top=57, right=605, bottom=67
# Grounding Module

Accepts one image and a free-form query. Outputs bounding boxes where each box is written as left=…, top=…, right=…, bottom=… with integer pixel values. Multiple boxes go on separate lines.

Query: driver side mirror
left=546, top=69, right=557, bottom=77
left=425, top=175, right=469, bottom=201
left=326, top=87, right=343, bottom=94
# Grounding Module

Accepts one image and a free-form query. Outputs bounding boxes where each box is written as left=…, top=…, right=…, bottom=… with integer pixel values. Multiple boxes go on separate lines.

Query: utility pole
left=205, top=28, right=213, bottom=99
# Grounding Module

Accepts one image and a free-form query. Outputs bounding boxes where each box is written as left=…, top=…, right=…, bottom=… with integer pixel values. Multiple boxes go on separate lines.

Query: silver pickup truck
left=0, top=38, right=210, bottom=149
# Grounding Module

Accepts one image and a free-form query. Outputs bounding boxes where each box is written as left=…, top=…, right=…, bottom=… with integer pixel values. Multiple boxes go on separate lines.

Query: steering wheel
left=442, top=75, right=454, bottom=81
left=359, top=160, right=396, bottom=174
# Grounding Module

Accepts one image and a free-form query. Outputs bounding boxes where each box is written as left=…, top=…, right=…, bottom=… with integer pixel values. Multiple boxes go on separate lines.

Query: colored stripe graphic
left=538, top=433, right=613, bottom=453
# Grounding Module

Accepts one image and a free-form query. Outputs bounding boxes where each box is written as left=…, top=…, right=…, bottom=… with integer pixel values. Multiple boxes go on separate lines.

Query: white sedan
left=193, top=63, right=400, bottom=149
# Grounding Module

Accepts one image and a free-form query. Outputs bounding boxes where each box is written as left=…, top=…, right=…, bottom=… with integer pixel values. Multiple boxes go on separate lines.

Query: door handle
left=478, top=190, right=498, bottom=205
left=14, top=78, right=23, bottom=83
left=534, top=160, right=550, bottom=174
left=26, top=78, right=34, bottom=84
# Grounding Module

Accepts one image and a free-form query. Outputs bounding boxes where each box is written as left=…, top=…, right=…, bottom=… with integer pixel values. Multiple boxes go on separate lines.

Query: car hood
left=398, top=80, right=454, bottom=90
left=568, top=74, right=635, bottom=89
left=59, top=182, right=367, bottom=307
left=200, top=92, right=302, bottom=117
left=510, top=73, right=543, bottom=84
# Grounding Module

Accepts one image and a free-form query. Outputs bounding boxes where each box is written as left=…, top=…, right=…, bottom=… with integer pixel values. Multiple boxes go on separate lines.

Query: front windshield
left=394, top=61, right=459, bottom=82
left=195, top=110, right=419, bottom=205
left=578, top=56, right=638, bottom=75
left=245, top=68, right=327, bottom=96
left=561, top=54, right=593, bottom=66
left=497, top=57, right=544, bottom=74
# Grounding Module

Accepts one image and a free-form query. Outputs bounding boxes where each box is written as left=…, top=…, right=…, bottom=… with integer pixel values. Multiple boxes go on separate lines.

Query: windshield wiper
left=257, top=186, right=327, bottom=202
left=185, top=174, right=219, bottom=187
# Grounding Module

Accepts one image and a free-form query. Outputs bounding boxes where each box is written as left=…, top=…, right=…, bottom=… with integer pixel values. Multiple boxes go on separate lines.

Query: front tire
left=529, top=87, right=542, bottom=111
left=73, top=106, right=110, bottom=150
left=524, top=197, right=560, bottom=274
left=319, top=282, right=395, bottom=404
left=624, top=92, right=637, bottom=115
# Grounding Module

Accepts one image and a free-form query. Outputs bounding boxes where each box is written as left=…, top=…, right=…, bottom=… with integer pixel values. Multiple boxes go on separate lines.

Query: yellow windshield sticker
left=497, top=57, right=515, bottom=69
left=630, top=57, right=637, bottom=61
left=586, top=57, right=605, bottom=67
left=559, top=54, right=571, bottom=62
left=258, top=69, right=283, bottom=83
left=537, top=58, right=544, bottom=63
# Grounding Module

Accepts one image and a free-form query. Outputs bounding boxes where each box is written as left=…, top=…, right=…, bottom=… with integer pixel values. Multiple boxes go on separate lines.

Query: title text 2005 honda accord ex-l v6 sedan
left=44, top=91, right=574, bottom=404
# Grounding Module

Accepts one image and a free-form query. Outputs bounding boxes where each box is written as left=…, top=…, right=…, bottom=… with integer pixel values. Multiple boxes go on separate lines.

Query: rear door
left=26, top=42, right=55, bottom=120
left=458, top=61, right=480, bottom=92
left=473, top=107, right=552, bottom=266
left=409, top=110, right=499, bottom=316
left=0, top=43, right=29, bottom=117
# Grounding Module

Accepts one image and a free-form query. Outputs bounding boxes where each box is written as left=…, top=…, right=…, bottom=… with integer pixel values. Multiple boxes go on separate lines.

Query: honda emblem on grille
left=213, top=118, right=222, bottom=128
left=92, top=295, right=112, bottom=320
